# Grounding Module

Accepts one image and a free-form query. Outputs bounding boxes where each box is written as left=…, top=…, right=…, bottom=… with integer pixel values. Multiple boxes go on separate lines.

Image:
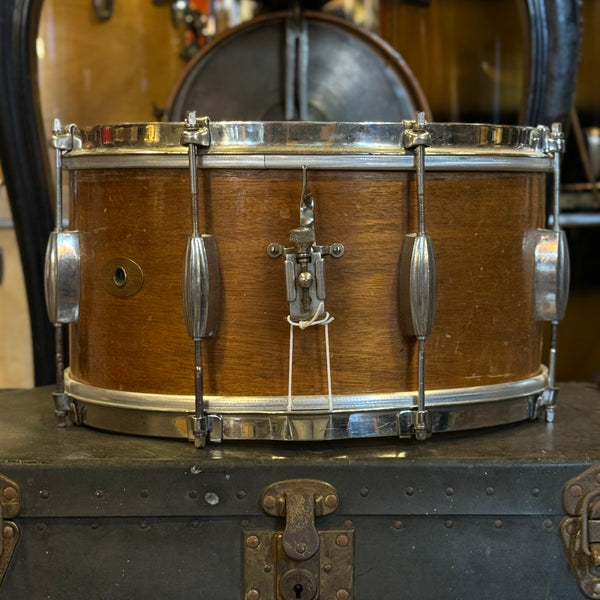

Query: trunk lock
left=243, top=479, right=353, bottom=600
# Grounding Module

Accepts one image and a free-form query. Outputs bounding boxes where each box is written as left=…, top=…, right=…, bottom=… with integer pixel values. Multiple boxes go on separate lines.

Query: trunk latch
left=243, top=478, right=353, bottom=600
left=561, top=465, right=600, bottom=598
left=0, top=474, right=20, bottom=586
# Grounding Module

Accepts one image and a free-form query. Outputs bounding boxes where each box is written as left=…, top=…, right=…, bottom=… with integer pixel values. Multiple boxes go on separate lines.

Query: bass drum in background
left=164, top=11, right=431, bottom=122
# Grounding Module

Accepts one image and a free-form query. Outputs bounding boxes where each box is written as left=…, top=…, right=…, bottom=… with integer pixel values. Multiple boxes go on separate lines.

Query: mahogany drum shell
left=68, top=166, right=545, bottom=398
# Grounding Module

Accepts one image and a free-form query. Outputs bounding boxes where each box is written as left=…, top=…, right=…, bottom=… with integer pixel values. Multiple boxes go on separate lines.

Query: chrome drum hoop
left=62, top=121, right=554, bottom=172
left=65, top=368, right=548, bottom=442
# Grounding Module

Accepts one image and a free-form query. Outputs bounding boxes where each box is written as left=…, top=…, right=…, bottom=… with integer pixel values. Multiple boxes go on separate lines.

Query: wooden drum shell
left=68, top=164, right=545, bottom=399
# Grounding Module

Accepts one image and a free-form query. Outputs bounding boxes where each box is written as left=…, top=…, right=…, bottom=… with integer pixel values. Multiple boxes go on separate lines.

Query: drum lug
left=0, top=474, right=20, bottom=587
left=398, top=233, right=437, bottom=338
left=560, top=465, right=600, bottom=598
left=243, top=479, right=353, bottom=600
left=531, top=229, right=570, bottom=322
left=182, top=234, right=221, bottom=340
left=44, top=230, right=81, bottom=324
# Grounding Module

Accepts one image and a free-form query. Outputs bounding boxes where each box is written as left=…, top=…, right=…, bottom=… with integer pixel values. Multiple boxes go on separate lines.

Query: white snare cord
left=286, top=301, right=334, bottom=412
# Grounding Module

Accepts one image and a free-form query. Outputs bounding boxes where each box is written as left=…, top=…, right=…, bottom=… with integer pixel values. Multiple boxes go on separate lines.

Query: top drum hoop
left=58, top=120, right=560, bottom=442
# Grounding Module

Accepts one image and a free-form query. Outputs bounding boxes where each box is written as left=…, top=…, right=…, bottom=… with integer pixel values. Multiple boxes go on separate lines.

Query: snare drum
left=56, top=121, right=564, bottom=441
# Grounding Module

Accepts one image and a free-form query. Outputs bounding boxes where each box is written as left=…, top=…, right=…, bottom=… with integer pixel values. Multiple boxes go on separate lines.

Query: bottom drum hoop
left=65, top=368, right=548, bottom=442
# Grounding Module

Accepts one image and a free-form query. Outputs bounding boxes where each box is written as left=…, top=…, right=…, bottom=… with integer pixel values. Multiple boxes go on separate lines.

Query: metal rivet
left=485, top=487, right=494, bottom=496
left=393, top=521, right=404, bottom=530
left=595, top=473, right=600, bottom=485
left=543, top=519, right=553, bottom=530
left=330, top=243, right=344, bottom=258
left=236, top=490, right=247, bottom=500
left=204, top=492, right=219, bottom=506
left=94, top=489, right=104, bottom=499
left=531, top=487, right=541, bottom=497
left=325, top=494, right=338, bottom=508
left=336, top=534, right=349, bottom=547
left=263, top=564, right=272, bottom=573
left=267, top=243, right=282, bottom=258
left=190, top=465, right=202, bottom=475
left=3, top=525, right=14, bottom=538
left=405, top=487, right=415, bottom=496
left=445, top=487, right=454, bottom=496
left=263, top=495, right=276, bottom=510
left=190, top=520, right=200, bottom=528
left=445, top=520, right=454, bottom=529
left=323, top=563, right=333, bottom=572
left=569, top=484, right=583, bottom=498
left=39, top=490, right=49, bottom=499
left=336, top=589, right=350, bottom=600
left=567, top=521, right=576, bottom=536
left=296, top=543, right=307, bottom=554
left=139, top=521, right=149, bottom=530
left=3, top=486, right=17, bottom=501
left=359, top=487, right=369, bottom=497
left=247, top=589, right=260, bottom=600
left=91, top=522, right=99, bottom=530
left=344, top=520, right=353, bottom=530
left=494, top=520, right=503, bottom=529
left=241, top=520, right=250, bottom=528
left=188, top=490, right=198, bottom=499
left=140, top=489, right=149, bottom=499
left=246, top=535, right=260, bottom=549
left=35, top=523, right=47, bottom=532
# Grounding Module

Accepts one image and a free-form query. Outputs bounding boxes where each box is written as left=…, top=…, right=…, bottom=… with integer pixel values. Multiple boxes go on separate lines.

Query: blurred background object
left=0, top=169, right=34, bottom=388
left=380, top=0, right=527, bottom=124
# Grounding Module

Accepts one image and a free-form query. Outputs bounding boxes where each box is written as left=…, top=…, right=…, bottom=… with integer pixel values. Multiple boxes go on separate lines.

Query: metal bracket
left=267, top=168, right=344, bottom=323
left=0, top=474, right=20, bottom=586
left=243, top=479, right=353, bottom=600
left=560, top=465, right=600, bottom=598
left=186, top=414, right=223, bottom=444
